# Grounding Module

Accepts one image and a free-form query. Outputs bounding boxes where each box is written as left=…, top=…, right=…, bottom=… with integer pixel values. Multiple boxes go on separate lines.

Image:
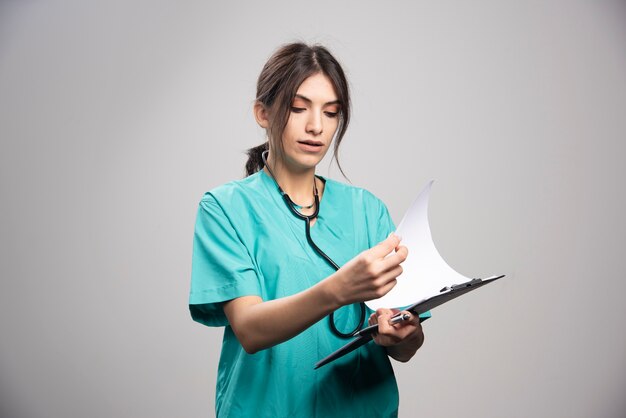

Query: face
left=277, top=72, right=340, bottom=173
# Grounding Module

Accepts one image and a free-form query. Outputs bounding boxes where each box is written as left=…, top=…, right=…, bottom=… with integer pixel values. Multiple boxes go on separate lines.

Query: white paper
left=365, top=181, right=471, bottom=310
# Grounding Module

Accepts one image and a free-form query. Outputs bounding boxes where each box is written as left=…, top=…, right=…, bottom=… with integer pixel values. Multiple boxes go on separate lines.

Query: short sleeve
left=189, top=195, right=261, bottom=327
left=369, top=192, right=432, bottom=321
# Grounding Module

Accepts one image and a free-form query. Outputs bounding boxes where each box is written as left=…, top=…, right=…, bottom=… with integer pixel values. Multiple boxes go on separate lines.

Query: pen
left=389, top=313, right=412, bottom=325
left=314, top=312, right=413, bottom=369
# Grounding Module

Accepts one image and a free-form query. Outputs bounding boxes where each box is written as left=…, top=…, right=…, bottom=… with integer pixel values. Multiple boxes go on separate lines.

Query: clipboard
left=314, top=274, right=505, bottom=369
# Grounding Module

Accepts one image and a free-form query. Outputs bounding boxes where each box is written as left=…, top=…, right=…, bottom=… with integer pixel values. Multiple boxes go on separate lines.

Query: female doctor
left=190, top=43, right=427, bottom=418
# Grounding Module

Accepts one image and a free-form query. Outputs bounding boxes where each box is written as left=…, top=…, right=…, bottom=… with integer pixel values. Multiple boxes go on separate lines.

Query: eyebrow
left=294, top=94, right=341, bottom=106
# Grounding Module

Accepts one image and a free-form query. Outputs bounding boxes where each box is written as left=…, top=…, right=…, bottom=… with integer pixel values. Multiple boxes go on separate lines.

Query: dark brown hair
left=245, top=42, right=351, bottom=176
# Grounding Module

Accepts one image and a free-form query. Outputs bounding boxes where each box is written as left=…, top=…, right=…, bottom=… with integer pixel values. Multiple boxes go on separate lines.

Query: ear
left=253, top=101, right=270, bottom=129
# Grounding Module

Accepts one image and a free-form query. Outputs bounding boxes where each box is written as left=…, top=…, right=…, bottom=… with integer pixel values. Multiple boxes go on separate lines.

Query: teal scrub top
left=190, top=170, right=427, bottom=418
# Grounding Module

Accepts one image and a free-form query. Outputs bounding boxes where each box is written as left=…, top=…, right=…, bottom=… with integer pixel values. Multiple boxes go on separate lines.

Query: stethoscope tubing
left=262, top=151, right=366, bottom=338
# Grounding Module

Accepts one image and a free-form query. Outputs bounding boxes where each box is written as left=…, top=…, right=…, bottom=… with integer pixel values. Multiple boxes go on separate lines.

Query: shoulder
left=324, top=177, right=396, bottom=242
left=323, top=177, right=388, bottom=212
left=199, top=171, right=267, bottom=211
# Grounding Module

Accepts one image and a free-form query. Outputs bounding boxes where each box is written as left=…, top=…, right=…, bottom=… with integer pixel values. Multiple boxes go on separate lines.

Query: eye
left=291, top=107, right=306, bottom=113
left=324, top=111, right=338, bottom=118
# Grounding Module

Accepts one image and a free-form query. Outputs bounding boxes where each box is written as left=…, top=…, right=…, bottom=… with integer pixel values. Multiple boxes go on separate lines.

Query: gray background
left=1, top=1, right=625, bottom=417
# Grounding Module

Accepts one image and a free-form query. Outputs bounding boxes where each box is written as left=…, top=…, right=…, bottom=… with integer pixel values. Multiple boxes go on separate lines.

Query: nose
left=306, top=111, right=323, bottom=136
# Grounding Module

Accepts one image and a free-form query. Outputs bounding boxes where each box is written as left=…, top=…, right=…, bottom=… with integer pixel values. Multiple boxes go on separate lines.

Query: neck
left=264, top=155, right=318, bottom=206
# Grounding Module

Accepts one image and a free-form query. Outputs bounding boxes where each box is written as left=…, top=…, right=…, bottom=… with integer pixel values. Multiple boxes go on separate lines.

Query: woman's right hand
left=327, top=233, right=408, bottom=305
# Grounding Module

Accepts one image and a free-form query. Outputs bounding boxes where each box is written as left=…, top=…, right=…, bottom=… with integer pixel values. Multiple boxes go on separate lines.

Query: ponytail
left=244, top=142, right=269, bottom=176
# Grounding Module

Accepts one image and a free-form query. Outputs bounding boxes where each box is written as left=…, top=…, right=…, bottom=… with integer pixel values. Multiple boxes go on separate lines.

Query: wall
left=1, top=1, right=625, bottom=417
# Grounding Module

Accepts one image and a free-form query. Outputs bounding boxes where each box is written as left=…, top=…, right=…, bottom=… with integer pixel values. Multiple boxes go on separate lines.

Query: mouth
left=297, top=140, right=324, bottom=148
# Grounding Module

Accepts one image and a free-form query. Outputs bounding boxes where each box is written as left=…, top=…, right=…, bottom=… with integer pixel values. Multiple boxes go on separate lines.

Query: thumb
left=371, top=233, right=401, bottom=257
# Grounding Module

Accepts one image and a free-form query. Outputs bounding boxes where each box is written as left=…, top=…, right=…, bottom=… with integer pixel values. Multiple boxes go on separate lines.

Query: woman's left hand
left=368, top=308, right=425, bottom=362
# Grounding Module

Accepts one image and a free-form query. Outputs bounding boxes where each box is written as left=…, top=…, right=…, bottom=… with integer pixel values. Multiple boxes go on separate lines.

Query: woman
left=190, top=42, right=428, bottom=417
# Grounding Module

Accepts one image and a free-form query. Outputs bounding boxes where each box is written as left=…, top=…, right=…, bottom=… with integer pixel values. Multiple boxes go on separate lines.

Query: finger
left=404, top=311, right=421, bottom=326
left=394, top=311, right=417, bottom=327
left=368, top=313, right=377, bottom=326
left=376, top=308, right=394, bottom=317
left=375, top=309, right=395, bottom=334
left=402, top=311, right=424, bottom=329
left=391, top=311, right=422, bottom=337
left=379, top=246, right=408, bottom=272
left=370, top=233, right=402, bottom=258
left=380, top=309, right=413, bottom=329
left=373, top=310, right=422, bottom=346
left=374, top=266, right=403, bottom=288
left=372, top=278, right=397, bottom=299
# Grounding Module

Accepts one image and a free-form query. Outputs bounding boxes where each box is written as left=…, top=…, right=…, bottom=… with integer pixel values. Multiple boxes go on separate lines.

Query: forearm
left=223, top=275, right=342, bottom=354
left=224, top=234, right=407, bottom=354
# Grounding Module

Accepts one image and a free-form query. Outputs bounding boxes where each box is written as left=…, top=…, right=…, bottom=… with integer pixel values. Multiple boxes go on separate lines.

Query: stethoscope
left=262, top=150, right=366, bottom=338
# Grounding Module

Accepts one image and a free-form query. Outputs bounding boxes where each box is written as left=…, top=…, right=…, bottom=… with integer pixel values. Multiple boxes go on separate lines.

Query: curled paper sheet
left=366, top=181, right=471, bottom=310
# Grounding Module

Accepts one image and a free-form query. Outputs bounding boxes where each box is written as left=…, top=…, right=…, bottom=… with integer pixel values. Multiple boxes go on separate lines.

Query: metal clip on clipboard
left=440, top=278, right=482, bottom=293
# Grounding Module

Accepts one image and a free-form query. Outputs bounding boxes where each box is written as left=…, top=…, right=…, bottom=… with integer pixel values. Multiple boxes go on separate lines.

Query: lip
left=297, top=140, right=324, bottom=152
left=298, top=140, right=324, bottom=146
